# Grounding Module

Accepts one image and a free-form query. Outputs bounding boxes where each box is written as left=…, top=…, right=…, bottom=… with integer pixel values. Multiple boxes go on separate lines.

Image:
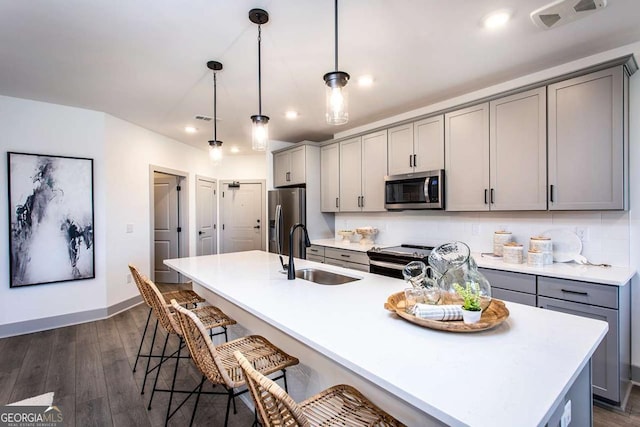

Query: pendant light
left=323, top=0, right=349, bottom=125
left=249, top=8, right=269, bottom=151
left=207, top=60, right=223, bottom=164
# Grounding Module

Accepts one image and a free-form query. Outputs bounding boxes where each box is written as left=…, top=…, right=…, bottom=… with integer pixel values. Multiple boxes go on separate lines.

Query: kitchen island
left=165, top=250, right=607, bottom=427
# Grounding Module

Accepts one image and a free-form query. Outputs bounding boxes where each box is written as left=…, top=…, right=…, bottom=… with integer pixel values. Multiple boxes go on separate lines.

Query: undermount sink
left=295, top=268, right=361, bottom=285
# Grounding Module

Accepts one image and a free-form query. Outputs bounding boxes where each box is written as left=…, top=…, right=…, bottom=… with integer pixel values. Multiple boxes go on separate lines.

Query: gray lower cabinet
left=538, top=277, right=630, bottom=405
left=306, top=245, right=369, bottom=272
left=479, top=268, right=537, bottom=307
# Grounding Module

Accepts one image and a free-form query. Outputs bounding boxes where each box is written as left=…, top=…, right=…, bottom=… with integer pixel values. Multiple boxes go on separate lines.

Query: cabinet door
left=387, top=123, right=414, bottom=175
left=361, top=130, right=388, bottom=212
left=320, top=144, right=340, bottom=212
left=445, top=103, right=490, bottom=211
left=339, top=137, right=363, bottom=212
left=548, top=67, right=624, bottom=210
left=273, top=151, right=290, bottom=188
left=413, top=115, right=444, bottom=172
left=538, top=296, right=619, bottom=402
left=289, top=146, right=306, bottom=185
left=490, top=88, right=547, bottom=210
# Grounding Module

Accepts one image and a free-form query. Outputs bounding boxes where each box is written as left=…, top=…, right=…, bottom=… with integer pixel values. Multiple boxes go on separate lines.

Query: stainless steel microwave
left=384, top=170, right=445, bottom=210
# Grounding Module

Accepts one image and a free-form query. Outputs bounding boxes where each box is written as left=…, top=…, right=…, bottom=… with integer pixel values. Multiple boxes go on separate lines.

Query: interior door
left=221, top=182, right=265, bottom=253
left=196, top=177, right=217, bottom=256
left=154, top=173, right=179, bottom=283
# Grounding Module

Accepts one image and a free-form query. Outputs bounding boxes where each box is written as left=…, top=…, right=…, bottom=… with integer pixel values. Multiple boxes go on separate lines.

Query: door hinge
left=214, top=189, right=216, bottom=195
left=222, top=191, right=224, bottom=198
left=177, top=227, right=182, bottom=233
left=176, top=185, right=181, bottom=191
left=214, top=224, right=217, bottom=230
left=222, top=224, right=225, bottom=230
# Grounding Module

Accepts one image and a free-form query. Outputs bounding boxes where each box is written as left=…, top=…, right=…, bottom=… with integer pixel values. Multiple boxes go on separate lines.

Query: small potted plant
left=453, top=282, right=482, bottom=324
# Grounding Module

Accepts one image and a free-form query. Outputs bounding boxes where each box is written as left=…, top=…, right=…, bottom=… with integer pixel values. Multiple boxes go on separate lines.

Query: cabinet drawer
left=306, top=254, right=325, bottom=263
left=324, top=248, right=369, bottom=265
left=480, top=268, right=536, bottom=294
left=307, top=245, right=325, bottom=257
left=538, top=277, right=618, bottom=309
left=492, top=288, right=536, bottom=307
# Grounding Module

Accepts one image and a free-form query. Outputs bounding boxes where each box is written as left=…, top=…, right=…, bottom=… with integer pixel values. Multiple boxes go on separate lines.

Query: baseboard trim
left=0, top=295, right=143, bottom=339
left=632, top=365, right=640, bottom=383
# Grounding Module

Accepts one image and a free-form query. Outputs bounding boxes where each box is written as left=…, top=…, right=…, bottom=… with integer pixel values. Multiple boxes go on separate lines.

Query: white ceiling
left=1, top=0, right=639, bottom=154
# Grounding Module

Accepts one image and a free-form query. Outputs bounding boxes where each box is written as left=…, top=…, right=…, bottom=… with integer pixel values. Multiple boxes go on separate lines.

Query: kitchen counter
left=473, top=252, right=635, bottom=286
left=165, top=250, right=607, bottom=427
left=310, top=238, right=396, bottom=252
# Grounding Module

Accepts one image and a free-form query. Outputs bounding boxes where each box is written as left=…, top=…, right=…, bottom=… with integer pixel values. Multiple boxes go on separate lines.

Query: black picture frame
left=7, top=152, right=95, bottom=288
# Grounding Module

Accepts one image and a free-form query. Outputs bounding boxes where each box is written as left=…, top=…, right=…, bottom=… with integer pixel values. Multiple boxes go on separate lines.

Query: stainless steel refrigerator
left=268, top=188, right=306, bottom=259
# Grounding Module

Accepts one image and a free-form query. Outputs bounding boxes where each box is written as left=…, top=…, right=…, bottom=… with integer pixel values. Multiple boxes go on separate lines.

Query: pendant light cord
left=213, top=71, right=217, bottom=142
left=258, top=24, right=263, bottom=115
left=334, top=0, right=338, bottom=72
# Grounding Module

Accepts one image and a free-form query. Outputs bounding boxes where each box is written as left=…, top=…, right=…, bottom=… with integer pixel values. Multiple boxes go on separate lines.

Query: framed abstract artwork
left=8, top=152, right=95, bottom=287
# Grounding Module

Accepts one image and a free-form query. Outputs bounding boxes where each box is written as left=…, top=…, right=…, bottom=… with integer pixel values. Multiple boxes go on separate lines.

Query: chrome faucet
left=287, top=223, right=311, bottom=280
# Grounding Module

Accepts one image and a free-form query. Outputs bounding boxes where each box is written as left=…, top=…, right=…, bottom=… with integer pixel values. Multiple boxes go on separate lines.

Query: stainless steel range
left=367, top=244, right=434, bottom=279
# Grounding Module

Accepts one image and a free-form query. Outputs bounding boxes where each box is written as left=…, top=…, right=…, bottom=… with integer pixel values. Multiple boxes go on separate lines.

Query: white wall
left=0, top=95, right=107, bottom=324
left=104, top=115, right=219, bottom=306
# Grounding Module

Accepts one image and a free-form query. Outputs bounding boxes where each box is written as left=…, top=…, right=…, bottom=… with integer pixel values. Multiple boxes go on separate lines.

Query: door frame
left=149, top=165, right=189, bottom=281
left=195, top=174, right=218, bottom=256
left=219, top=179, right=266, bottom=253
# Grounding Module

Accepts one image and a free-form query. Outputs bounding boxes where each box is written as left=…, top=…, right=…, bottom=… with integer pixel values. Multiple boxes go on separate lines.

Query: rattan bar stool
left=141, top=276, right=236, bottom=423
left=129, top=264, right=206, bottom=374
left=170, top=299, right=300, bottom=427
left=234, top=351, right=405, bottom=427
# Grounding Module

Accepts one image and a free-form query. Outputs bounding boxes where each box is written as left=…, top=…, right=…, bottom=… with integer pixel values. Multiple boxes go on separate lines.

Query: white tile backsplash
left=335, top=210, right=630, bottom=267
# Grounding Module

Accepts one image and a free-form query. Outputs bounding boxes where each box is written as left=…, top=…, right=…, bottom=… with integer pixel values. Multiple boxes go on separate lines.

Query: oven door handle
left=369, top=260, right=406, bottom=270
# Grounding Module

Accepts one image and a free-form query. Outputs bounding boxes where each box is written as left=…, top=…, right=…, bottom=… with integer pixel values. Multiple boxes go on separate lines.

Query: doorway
left=220, top=180, right=266, bottom=253
left=150, top=167, right=188, bottom=283
left=196, top=176, right=217, bottom=256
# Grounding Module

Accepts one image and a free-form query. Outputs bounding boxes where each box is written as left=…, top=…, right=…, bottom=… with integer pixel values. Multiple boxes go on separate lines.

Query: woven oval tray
left=384, top=292, right=510, bottom=332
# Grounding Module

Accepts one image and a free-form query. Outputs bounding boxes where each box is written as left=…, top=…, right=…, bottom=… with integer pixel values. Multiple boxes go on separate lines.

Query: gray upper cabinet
left=274, top=145, right=306, bottom=187
left=387, top=116, right=444, bottom=176
left=445, top=103, right=490, bottom=211
left=320, top=143, right=340, bottom=212
left=548, top=66, right=626, bottom=210
left=490, top=87, right=547, bottom=210
left=339, top=132, right=388, bottom=212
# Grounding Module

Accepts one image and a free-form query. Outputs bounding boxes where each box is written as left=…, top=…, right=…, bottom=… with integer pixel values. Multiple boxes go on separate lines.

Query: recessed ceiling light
left=358, top=75, right=374, bottom=87
left=483, top=10, right=511, bottom=29
left=230, top=146, right=240, bottom=154
left=184, top=126, right=198, bottom=133
left=285, top=110, right=299, bottom=119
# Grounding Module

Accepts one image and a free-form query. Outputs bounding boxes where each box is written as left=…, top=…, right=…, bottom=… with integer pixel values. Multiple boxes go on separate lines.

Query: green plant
left=453, top=282, right=482, bottom=311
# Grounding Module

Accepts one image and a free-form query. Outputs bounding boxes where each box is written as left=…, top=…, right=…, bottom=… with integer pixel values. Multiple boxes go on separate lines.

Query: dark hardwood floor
left=0, top=295, right=638, bottom=426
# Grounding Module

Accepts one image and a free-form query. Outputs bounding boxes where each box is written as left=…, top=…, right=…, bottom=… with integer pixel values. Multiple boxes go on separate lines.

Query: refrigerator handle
left=275, top=204, right=283, bottom=255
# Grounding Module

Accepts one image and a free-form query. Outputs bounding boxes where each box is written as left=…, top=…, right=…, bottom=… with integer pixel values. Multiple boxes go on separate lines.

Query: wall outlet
left=575, top=227, right=589, bottom=242
left=126, top=273, right=132, bottom=284
left=126, top=223, right=134, bottom=233
left=560, top=400, right=571, bottom=427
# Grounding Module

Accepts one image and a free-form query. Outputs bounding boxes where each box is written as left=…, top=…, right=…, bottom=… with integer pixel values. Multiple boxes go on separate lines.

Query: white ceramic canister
left=530, top=236, right=553, bottom=265
left=493, top=231, right=512, bottom=256
left=527, top=249, right=545, bottom=267
left=503, top=242, right=524, bottom=264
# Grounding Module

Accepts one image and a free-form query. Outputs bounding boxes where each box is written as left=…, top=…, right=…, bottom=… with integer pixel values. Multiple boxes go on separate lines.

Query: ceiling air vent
left=530, top=0, right=607, bottom=29
left=194, top=115, right=212, bottom=122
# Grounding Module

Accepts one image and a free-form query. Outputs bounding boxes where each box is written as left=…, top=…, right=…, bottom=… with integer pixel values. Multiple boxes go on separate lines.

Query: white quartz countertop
left=310, top=238, right=397, bottom=253
left=473, top=252, right=635, bottom=286
left=165, top=251, right=607, bottom=427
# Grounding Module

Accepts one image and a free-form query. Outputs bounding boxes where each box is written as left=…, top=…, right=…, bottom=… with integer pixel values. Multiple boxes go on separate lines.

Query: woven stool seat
left=171, top=300, right=299, bottom=426
left=162, top=289, right=204, bottom=306
left=186, top=305, right=236, bottom=331
left=234, top=351, right=405, bottom=427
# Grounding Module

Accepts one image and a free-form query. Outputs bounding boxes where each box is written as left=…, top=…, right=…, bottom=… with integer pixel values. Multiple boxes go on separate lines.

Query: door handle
left=335, top=197, right=339, bottom=208
left=490, top=188, right=495, bottom=204
left=484, top=189, right=488, bottom=204
left=409, top=155, right=413, bottom=168
left=413, top=154, right=417, bottom=168
left=198, top=231, right=204, bottom=235
left=550, top=184, right=555, bottom=203
left=254, top=225, right=261, bottom=229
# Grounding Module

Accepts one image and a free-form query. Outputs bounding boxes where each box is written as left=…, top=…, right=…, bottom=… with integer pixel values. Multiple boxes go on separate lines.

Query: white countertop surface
left=473, top=252, right=635, bottom=286
left=166, top=251, right=607, bottom=427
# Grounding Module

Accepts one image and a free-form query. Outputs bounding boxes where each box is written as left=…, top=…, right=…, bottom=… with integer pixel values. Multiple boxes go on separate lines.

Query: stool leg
left=283, top=368, right=289, bottom=393
left=189, top=375, right=206, bottom=427
left=164, top=337, right=182, bottom=427
left=141, top=318, right=159, bottom=395
left=224, top=389, right=233, bottom=427
left=148, top=332, right=170, bottom=410
left=133, top=307, right=152, bottom=373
